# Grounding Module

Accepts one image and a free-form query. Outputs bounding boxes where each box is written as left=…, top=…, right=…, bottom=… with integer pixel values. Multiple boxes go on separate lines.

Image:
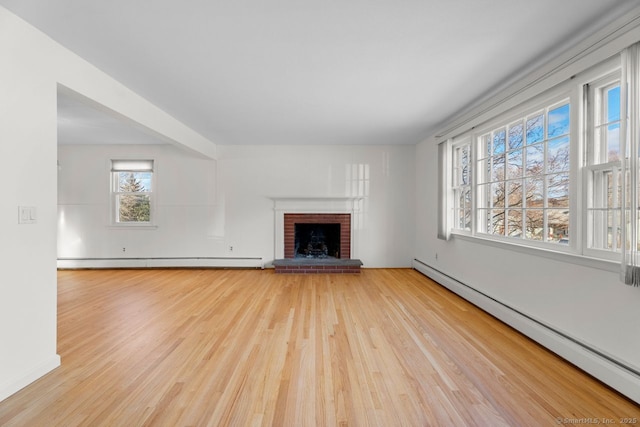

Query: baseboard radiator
left=412, top=258, right=640, bottom=404
left=57, top=257, right=264, bottom=269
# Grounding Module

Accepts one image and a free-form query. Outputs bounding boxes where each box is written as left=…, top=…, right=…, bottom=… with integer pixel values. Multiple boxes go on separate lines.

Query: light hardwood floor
left=0, top=269, right=638, bottom=426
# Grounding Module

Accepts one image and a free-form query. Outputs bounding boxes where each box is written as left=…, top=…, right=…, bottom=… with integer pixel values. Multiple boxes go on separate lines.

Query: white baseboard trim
left=412, top=258, right=640, bottom=404
left=57, top=257, right=264, bottom=269
left=0, top=354, right=61, bottom=402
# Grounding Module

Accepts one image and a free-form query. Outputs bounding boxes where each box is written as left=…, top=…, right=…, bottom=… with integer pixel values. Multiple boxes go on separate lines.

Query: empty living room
left=1, top=0, right=640, bottom=425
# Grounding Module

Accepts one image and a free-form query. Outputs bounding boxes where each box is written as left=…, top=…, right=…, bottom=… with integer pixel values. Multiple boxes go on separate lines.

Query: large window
left=475, top=98, right=570, bottom=244
left=111, top=159, right=154, bottom=225
left=443, top=57, right=625, bottom=260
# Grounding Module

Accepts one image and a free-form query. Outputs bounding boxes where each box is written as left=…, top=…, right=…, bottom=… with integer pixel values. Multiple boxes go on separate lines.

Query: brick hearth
left=273, top=258, right=362, bottom=274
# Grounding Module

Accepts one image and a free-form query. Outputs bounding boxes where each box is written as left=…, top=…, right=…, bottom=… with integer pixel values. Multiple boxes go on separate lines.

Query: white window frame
left=464, top=91, right=574, bottom=252
left=583, top=71, right=623, bottom=261
left=110, top=159, right=156, bottom=227
left=451, top=137, right=472, bottom=234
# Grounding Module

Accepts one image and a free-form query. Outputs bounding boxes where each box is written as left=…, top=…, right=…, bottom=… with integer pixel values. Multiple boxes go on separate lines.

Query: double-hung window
left=111, top=159, right=154, bottom=225
left=452, top=138, right=472, bottom=232
left=585, top=72, right=623, bottom=257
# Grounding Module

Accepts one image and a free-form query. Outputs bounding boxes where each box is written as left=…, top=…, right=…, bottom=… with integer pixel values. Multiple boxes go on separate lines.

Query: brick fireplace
left=271, top=197, right=362, bottom=273
left=284, top=213, right=351, bottom=259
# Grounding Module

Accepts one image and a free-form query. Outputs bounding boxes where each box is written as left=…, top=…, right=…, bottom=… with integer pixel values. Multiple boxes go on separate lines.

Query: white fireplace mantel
left=271, top=197, right=363, bottom=213
left=270, top=197, right=363, bottom=260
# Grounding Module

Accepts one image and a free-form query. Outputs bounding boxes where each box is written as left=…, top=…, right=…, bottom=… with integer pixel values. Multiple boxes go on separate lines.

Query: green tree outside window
left=117, top=172, right=151, bottom=222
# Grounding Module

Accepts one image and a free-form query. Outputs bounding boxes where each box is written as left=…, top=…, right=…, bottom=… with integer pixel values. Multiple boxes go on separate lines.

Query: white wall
left=0, top=6, right=217, bottom=401
left=57, top=143, right=416, bottom=268
left=218, top=144, right=415, bottom=267
left=57, top=144, right=222, bottom=262
left=0, top=10, right=60, bottom=402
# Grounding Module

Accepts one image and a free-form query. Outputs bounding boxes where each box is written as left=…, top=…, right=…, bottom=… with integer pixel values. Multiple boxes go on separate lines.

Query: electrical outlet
left=435, top=252, right=438, bottom=260
left=229, top=246, right=234, bottom=252
left=122, top=247, right=126, bottom=252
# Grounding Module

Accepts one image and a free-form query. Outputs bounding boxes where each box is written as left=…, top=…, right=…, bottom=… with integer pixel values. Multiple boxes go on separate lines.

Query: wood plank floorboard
left=0, top=268, right=638, bottom=426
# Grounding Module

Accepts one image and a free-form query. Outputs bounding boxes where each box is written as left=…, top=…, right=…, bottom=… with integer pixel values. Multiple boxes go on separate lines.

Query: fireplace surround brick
left=284, top=213, right=351, bottom=259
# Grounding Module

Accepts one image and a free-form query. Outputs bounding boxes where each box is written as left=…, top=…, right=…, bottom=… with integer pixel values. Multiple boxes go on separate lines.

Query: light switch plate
left=18, top=206, right=36, bottom=224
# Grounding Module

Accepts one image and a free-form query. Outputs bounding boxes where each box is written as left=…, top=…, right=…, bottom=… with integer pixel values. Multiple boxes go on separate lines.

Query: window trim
left=109, top=158, right=157, bottom=228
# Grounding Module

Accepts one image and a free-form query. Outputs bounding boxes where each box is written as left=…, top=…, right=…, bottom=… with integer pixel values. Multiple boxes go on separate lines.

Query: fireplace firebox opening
left=295, top=223, right=340, bottom=258
left=283, top=213, right=351, bottom=259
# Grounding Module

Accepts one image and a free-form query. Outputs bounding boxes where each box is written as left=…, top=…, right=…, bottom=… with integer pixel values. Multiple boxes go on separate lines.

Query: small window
left=111, top=159, right=154, bottom=225
left=452, top=139, right=472, bottom=232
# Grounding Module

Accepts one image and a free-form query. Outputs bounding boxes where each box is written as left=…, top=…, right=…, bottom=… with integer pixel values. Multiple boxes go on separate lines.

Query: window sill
left=451, top=232, right=620, bottom=274
left=108, top=224, right=158, bottom=230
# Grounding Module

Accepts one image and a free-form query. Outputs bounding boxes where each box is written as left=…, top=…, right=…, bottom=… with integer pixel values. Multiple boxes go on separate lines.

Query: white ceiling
left=57, top=91, right=170, bottom=145
left=3, top=0, right=638, bottom=146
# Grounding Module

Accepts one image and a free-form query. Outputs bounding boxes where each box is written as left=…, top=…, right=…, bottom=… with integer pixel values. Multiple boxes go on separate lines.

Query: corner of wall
left=0, top=354, right=60, bottom=402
